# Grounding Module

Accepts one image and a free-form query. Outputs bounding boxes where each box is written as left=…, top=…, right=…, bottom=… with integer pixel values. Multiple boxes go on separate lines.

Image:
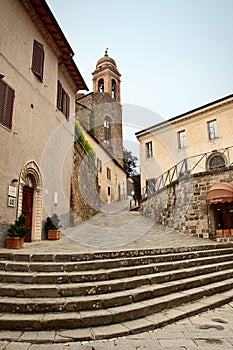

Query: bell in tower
left=92, top=49, right=121, bottom=102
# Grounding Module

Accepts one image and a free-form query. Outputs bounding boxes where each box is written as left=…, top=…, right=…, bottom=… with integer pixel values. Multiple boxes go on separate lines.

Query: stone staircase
left=0, top=243, right=233, bottom=343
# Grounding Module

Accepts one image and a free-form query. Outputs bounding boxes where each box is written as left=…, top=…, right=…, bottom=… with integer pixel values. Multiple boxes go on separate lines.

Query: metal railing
left=142, top=146, right=233, bottom=199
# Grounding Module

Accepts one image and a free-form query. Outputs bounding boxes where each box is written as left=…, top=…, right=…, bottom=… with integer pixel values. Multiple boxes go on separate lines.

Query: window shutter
left=32, top=40, right=44, bottom=81
left=4, top=85, right=14, bottom=129
left=66, top=94, right=70, bottom=120
left=57, top=80, right=62, bottom=110
left=0, top=80, right=5, bottom=122
left=0, top=80, right=14, bottom=129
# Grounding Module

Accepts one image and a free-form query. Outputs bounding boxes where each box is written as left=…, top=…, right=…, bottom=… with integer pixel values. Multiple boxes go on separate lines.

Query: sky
left=47, top=0, right=233, bottom=157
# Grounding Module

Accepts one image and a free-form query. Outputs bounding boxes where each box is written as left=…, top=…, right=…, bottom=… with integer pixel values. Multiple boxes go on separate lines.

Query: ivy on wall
left=75, top=120, right=96, bottom=162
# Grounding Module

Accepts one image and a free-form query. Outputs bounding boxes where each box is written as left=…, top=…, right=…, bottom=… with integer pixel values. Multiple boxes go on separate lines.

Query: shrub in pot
left=44, top=214, right=61, bottom=240
left=6, top=214, right=30, bottom=249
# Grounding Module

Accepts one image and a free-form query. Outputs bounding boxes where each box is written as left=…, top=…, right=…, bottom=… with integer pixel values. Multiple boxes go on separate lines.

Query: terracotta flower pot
left=47, top=230, right=60, bottom=240
left=223, top=229, right=231, bottom=236
left=6, top=236, right=24, bottom=249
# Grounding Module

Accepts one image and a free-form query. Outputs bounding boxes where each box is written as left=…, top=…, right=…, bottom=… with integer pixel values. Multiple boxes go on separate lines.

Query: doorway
left=18, top=161, right=42, bottom=243
left=213, top=202, right=233, bottom=230
left=22, top=175, right=34, bottom=242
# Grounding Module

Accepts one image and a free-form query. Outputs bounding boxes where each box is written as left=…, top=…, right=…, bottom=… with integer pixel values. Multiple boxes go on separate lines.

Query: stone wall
left=71, top=141, right=100, bottom=226
left=141, top=167, right=233, bottom=238
left=0, top=223, right=9, bottom=248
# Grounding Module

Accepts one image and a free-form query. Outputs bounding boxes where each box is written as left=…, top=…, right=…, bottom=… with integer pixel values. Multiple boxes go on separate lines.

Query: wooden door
left=22, top=186, right=33, bottom=242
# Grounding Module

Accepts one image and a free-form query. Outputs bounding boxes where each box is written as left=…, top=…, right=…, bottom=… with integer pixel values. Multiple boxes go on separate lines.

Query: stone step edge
left=1, top=266, right=233, bottom=309
left=0, top=243, right=232, bottom=262
left=1, top=252, right=233, bottom=280
left=1, top=248, right=233, bottom=273
left=1, top=257, right=233, bottom=292
left=0, top=278, right=232, bottom=331
left=1, top=289, right=233, bottom=344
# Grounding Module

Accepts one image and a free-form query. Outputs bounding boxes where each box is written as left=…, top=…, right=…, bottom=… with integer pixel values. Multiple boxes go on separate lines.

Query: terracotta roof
left=30, top=0, right=88, bottom=91
left=96, top=53, right=117, bottom=68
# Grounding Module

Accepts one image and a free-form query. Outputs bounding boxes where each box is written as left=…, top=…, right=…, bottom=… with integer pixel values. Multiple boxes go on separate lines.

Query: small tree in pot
left=44, top=213, right=61, bottom=240
left=6, top=214, right=30, bottom=249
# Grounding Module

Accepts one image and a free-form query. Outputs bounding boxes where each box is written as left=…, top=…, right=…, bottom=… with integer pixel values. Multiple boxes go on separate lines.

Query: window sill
left=0, top=123, right=12, bottom=132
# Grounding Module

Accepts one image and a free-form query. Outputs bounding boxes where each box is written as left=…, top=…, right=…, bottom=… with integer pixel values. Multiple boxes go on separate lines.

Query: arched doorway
left=18, top=161, right=42, bottom=243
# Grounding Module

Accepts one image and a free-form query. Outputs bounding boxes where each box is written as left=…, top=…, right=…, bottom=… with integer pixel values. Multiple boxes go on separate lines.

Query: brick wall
left=141, top=167, right=233, bottom=238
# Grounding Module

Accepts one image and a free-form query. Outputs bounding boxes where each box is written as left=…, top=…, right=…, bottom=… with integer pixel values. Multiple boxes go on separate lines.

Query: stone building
left=136, top=94, right=233, bottom=239
left=75, top=51, right=127, bottom=204
left=0, top=0, right=87, bottom=246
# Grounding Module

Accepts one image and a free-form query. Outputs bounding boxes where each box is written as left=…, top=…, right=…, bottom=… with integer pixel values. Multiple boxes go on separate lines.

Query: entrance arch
left=18, top=161, right=42, bottom=242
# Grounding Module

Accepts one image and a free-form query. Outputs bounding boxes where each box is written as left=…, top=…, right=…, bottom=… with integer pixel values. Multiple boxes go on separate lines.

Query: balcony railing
left=142, top=145, right=233, bottom=199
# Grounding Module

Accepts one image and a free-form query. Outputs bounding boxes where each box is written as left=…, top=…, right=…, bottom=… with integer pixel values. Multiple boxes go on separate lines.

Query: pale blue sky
left=47, top=0, right=233, bottom=156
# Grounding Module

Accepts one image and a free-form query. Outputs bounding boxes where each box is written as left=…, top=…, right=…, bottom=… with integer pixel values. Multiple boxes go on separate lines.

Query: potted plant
left=6, top=214, right=30, bottom=249
left=44, top=213, right=61, bottom=240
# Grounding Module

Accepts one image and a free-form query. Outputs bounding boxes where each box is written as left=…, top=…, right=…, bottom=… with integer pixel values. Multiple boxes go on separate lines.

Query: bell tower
left=92, top=49, right=121, bottom=102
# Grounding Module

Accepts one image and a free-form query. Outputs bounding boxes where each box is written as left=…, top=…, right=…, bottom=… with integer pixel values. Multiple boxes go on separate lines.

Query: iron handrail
left=143, top=145, right=233, bottom=199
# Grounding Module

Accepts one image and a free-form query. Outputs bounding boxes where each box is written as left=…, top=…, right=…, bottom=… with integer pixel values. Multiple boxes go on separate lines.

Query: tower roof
left=95, top=49, right=118, bottom=72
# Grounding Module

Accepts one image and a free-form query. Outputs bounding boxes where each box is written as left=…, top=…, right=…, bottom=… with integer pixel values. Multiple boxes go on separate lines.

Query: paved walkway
left=1, top=199, right=233, bottom=349
left=2, top=199, right=215, bottom=255
left=1, top=304, right=233, bottom=349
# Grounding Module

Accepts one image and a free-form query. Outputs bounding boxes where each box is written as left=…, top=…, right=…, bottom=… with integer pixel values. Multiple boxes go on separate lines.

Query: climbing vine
left=75, top=120, right=95, bottom=161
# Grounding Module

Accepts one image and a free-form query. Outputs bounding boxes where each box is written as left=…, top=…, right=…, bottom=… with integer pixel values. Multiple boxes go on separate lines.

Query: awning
left=206, top=182, right=233, bottom=204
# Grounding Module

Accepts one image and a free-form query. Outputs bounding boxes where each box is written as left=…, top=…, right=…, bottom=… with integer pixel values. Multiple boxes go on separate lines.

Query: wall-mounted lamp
left=11, top=178, right=18, bottom=183
left=0, top=74, right=5, bottom=80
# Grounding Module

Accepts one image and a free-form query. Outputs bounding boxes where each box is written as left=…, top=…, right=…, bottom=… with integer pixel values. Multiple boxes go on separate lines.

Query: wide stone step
left=0, top=252, right=233, bottom=285
left=1, top=246, right=233, bottom=272
left=0, top=278, right=232, bottom=331
left=1, top=290, right=233, bottom=344
left=0, top=268, right=233, bottom=314
left=0, top=243, right=231, bottom=261
left=1, top=259, right=233, bottom=299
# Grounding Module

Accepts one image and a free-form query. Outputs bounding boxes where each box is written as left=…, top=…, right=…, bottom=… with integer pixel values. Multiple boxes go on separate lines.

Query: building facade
left=0, top=0, right=87, bottom=246
left=136, top=95, right=233, bottom=238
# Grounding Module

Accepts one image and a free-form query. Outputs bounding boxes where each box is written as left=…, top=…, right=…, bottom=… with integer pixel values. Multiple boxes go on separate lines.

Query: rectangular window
left=146, top=141, right=153, bottom=158
left=178, top=130, right=186, bottom=149
left=66, top=94, right=70, bottom=121
left=108, top=186, right=111, bottom=196
left=97, top=158, right=102, bottom=173
left=57, top=80, right=70, bottom=120
left=0, top=80, right=14, bottom=129
left=57, top=80, right=62, bottom=110
left=208, top=119, right=218, bottom=140
left=107, top=167, right=111, bottom=180
left=32, top=40, right=44, bottom=81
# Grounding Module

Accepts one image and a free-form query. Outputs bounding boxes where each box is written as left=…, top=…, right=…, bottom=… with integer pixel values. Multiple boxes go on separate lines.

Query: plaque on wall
left=8, top=186, right=17, bottom=198
left=8, top=197, right=16, bottom=207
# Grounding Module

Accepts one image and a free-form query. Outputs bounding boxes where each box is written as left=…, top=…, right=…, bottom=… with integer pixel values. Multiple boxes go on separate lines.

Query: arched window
left=98, top=78, right=104, bottom=92
left=111, top=79, right=116, bottom=99
left=208, top=154, right=226, bottom=170
left=104, top=117, right=111, bottom=142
